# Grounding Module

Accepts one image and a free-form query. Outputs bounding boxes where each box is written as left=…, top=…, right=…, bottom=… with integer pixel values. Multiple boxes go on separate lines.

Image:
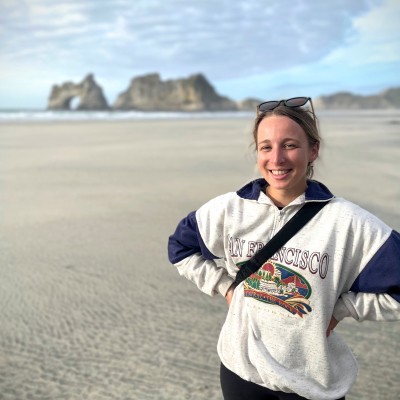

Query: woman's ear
left=310, top=142, right=320, bottom=162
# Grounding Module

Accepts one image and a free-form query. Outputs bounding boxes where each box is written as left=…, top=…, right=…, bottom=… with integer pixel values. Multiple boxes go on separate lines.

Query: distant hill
left=314, top=87, right=400, bottom=109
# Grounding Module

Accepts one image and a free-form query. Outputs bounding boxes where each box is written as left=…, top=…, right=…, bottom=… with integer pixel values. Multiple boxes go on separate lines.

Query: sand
left=0, top=111, right=399, bottom=399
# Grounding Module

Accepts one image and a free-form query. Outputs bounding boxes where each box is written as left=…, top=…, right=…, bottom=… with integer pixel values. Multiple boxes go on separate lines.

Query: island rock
left=113, top=73, right=238, bottom=111
left=47, top=74, right=109, bottom=110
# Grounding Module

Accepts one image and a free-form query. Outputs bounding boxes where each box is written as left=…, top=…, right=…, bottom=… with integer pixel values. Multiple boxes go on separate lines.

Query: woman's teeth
left=270, top=170, right=290, bottom=175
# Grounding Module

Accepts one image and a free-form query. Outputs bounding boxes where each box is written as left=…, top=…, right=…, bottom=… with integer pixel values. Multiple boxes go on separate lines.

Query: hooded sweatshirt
left=168, top=179, right=400, bottom=400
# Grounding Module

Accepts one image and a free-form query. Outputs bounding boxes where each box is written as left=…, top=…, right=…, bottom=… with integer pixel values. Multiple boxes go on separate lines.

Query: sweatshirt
left=168, top=179, right=400, bottom=400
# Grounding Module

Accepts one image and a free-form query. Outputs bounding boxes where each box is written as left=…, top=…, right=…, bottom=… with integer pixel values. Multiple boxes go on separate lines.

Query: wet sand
left=0, top=111, right=399, bottom=399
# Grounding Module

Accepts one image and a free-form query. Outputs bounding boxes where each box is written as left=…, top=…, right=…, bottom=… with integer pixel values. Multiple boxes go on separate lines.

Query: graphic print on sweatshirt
left=242, top=260, right=312, bottom=318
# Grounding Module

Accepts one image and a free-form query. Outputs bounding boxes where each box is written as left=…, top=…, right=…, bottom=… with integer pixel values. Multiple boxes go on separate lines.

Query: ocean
left=0, top=109, right=254, bottom=123
left=1, top=108, right=400, bottom=123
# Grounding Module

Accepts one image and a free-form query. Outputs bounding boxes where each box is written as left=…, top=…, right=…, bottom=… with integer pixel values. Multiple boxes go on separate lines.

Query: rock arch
left=47, top=74, right=109, bottom=110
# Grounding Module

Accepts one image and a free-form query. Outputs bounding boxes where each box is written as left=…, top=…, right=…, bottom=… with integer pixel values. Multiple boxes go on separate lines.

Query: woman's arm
left=168, top=201, right=235, bottom=297
left=333, top=292, right=400, bottom=322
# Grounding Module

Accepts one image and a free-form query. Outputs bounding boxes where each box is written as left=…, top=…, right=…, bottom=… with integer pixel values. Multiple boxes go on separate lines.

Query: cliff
left=47, top=74, right=109, bottom=110
left=113, top=73, right=238, bottom=111
left=314, top=87, right=400, bottom=109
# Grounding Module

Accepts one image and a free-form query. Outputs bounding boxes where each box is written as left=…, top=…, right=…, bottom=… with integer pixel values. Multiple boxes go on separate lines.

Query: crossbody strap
left=234, top=200, right=330, bottom=286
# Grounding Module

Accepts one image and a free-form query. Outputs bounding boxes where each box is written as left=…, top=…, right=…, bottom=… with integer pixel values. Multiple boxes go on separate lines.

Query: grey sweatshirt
left=168, top=179, right=400, bottom=399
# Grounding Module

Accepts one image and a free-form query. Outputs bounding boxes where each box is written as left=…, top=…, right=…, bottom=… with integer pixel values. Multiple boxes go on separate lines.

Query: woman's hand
left=225, top=283, right=236, bottom=305
left=326, top=316, right=339, bottom=337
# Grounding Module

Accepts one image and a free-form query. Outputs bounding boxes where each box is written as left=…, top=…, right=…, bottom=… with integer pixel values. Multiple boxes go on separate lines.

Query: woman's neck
left=265, top=185, right=306, bottom=207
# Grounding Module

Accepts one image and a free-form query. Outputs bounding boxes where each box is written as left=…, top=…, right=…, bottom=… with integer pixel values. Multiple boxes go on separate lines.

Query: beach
left=1, top=111, right=399, bottom=399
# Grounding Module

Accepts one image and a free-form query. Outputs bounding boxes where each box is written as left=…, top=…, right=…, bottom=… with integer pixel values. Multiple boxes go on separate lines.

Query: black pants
left=220, top=363, right=345, bottom=400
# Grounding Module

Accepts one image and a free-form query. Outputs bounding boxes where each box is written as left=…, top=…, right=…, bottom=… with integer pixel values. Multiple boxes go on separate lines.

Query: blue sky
left=0, top=0, right=399, bottom=109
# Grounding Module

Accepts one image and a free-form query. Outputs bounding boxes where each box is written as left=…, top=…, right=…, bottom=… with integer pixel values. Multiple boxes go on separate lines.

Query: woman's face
left=257, top=115, right=319, bottom=206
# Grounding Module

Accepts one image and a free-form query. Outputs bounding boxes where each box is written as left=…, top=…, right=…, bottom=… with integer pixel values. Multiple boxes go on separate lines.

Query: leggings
left=220, top=363, right=345, bottom=400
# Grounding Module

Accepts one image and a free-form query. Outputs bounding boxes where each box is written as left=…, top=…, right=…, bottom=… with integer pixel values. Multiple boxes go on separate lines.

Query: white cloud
left=0, top=0, right=382, bottom=76
left=33, top=25, right=91, bottom=38
left=215, top=1, right=400, bottom=101
left=105, top=15, right=133, bottom=41
left=1, top=0, right=398, bottom=108
left=323, top=0, right=400, bottom=65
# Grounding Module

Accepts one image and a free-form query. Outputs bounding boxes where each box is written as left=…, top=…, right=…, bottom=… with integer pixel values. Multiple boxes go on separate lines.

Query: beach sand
left=1, top=112, right=399, bottom=399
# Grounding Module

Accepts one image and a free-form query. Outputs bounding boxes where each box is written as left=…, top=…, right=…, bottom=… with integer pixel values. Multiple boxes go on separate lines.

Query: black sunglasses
left=257, top=97, right=315, bottom=118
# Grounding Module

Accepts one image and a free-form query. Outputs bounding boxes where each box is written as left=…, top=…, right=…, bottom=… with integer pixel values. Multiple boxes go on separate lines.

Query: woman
left=168, top=98, right=400, bottom=400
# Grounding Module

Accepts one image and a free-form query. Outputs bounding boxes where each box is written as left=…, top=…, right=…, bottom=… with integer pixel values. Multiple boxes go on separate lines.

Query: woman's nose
left=270, top=148, right=285, bottom=164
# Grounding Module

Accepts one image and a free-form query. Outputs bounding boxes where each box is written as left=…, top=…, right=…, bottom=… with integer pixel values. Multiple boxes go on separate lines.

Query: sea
left=2, top=108, right=400, bottom=123
left=0, top=109, right=255, bottom=123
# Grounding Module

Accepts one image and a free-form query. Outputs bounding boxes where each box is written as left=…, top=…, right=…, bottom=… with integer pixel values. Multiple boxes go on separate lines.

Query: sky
left=0, top=0, right=399, bottom=109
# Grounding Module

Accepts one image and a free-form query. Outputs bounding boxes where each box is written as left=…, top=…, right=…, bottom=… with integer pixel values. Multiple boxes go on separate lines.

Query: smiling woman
left=256, top=115, right=319, bottom=207
left=254, top=101, right=320, bottom=207
left=168, top=98, right=400, bottom=400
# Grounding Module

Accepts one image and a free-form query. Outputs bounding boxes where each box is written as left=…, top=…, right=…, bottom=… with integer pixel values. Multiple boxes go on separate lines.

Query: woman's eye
left=260, top=146, right=271, bottom=151
left=284, top=143, right=296, bottom=149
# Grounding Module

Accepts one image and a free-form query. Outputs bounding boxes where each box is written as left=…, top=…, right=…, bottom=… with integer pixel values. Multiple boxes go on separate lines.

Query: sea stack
left=47, top=74, right=109, bottom=110
left=113, top=73, right=238, bottom=111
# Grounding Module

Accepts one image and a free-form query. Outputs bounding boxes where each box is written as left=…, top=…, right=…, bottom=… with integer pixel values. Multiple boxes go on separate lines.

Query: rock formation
left=237, top=98, right=264, bottom=111
left=113, top=73, right=238, bottom=111
left=47, top=72, right=400, bottom=112
left=314, top=87, right=400, bottom=109
left=47, top=74, right=109, bottom=110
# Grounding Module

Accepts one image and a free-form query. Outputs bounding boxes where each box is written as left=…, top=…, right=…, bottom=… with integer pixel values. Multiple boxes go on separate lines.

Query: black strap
left=234, top=201, right=330, bottom=286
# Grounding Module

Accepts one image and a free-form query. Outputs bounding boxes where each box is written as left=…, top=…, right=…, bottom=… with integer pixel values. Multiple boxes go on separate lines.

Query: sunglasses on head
left=257, top=97, right=315, bottom=119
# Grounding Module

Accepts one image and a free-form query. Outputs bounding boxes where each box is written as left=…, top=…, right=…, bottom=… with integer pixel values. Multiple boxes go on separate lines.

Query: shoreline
left=1, top=108, right=400, bottom=125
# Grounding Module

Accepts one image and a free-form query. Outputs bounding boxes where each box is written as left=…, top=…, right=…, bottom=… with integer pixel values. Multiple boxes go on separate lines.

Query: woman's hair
left=252, top=105, right=321, bottom=179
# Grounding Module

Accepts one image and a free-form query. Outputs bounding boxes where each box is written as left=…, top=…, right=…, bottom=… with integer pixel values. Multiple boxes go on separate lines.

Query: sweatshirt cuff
left=333, top=297, right=352, bottom=321
left=216, top=275, right=236, bottom=297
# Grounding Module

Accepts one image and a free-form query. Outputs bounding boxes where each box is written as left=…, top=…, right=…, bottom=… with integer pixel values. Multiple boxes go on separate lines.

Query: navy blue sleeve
left=168, top=211, right=218, bottom=264
left=350, top=230, right=400, bottom=302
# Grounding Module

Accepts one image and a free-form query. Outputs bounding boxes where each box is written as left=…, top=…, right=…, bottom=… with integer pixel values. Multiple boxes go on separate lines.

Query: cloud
left=2, top=0, right=398, bottom=108
left=323, top=0, right=400, bottom=65
left=215, top=0, right=400, bottom=100
left=0, top=0, right=382, bottom=79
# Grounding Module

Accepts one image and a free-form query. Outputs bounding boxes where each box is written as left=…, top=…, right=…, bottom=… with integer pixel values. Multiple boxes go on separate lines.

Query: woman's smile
left=269, top=169, right=292, bottom=176
left=257, top=115, right=319, bottom=206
